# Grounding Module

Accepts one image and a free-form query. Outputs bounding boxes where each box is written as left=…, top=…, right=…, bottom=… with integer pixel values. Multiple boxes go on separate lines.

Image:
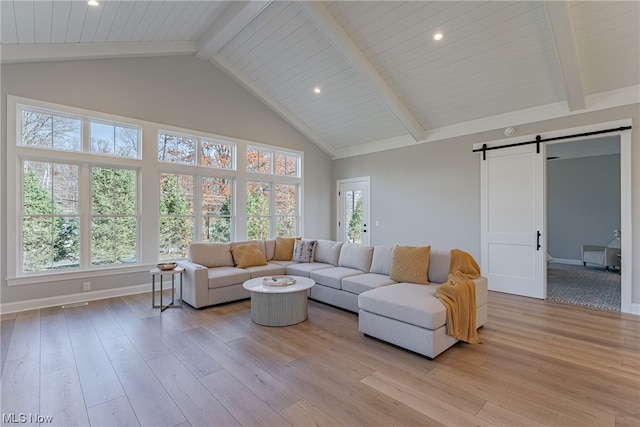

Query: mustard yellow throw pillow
left=389, top=245, right=431, bottom=284
left=273, top=237, right=300, bottom=261
left=232, top=243, right=268, bottom=268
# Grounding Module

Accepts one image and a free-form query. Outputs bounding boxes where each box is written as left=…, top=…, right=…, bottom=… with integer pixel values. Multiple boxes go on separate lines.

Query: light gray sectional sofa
left=179, top=238, right=487, bottom=358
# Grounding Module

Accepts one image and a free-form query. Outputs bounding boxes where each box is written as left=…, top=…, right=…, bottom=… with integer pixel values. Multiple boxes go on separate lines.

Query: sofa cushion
left=314, top=240, right=343, bottom=265
left=231, top=243, right=268, bottom=268
left=244, top=262, right=286, bottom=278
left=286, top=262, right=334, bottom=278
left=370, top=246, right=394, bottom=275
left=310, top=267, right=364, bottom=290
left=359, top=283, right=446, bottom=330
left=342, top=273, right=397, bottom=295
left=232, top=240, right=266, bottom=258
left=264, top=239, right=276, bottom=260
left=338, top=244, right=374, bottom=272
left=428, top=249, right=451, bottom=284
left=389, top=246, right=430, bottom=285
left=189, top=243, right=234, bottom=268
left=292, top=239, right=317, bottom=263
left=207, top=267, right=251, bottom=289
left=273, top=237, right=299, bottom=261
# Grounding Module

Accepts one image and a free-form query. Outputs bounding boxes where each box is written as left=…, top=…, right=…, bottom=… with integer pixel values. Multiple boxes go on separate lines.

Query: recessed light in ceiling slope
left=313, top=86, right=321, bottom=94
left=87, top=0, right=100, bottom=7
left=433, top=32, right=444, bottom=41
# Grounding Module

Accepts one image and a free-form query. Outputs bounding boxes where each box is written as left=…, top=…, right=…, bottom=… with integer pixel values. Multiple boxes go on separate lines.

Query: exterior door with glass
left=337, top=178, right=370, bottom=245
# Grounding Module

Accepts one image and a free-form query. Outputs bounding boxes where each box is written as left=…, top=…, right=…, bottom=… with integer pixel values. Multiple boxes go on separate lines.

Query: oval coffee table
left=242, top=276, right=315, bottom=326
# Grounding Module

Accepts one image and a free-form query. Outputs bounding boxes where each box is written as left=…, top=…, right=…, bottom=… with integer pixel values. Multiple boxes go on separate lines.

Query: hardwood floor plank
left=288, top=354, right=439, bottom=426
left=147, top=354, right=240, bottom=427
left=429, top=363, right=616, bottom=426
left=360, top=371, right=495, bottom=426
left=40, top=366, right=90, bottom=426
left=140, top=315, right=223, bottom=378
left=0, top=357, right=39, bottom=417
left=101, top=334, right=186, bottom=426
left=86, top=395, right=140, bottom=427
left=5, top=310, right=40, bottom=362
left=476, top=402, right=547, bottom=427
left=0, top=318, right=16, bottom=373
left=278, top=399, right=345, bottom=427
left=183, top=327, right=301, bottom=412
left=84, top=299, right=126, bottom=341
left=105, top=298, right=171, bottom=361
left=40, top=308, right=75, bottom=374
left=67, top=326, right=125, bottom=407
left=199, top=370, right=290, bottom=427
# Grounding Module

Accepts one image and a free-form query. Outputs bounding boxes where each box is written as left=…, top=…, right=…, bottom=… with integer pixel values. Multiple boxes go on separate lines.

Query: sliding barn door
left=480, top=144, right=546, bottom=299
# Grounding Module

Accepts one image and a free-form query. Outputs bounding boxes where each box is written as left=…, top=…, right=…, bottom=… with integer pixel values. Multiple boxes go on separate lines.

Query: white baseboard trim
left=549, top=258, right=583, bottom=266
left=631, top=303, right=640, bottom=316
left=0, top=283, right=151, bottom=315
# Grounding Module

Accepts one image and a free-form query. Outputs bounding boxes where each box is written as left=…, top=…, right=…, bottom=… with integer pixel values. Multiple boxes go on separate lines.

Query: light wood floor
left=1, top=291, right=639, bottom=427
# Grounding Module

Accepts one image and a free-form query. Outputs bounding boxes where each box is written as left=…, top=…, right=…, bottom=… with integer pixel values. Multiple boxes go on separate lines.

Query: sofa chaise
left=179, top=238, right=487, bottom=358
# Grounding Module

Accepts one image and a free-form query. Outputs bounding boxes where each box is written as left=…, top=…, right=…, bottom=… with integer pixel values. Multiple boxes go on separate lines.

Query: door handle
left=536, top=231, right=541, bottom=251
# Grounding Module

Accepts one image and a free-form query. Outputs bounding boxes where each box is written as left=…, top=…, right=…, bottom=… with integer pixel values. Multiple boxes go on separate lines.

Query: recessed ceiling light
left=313, top=86, right=321, bottom=94
left=87, top=0, right=99, bottom=6
left=433, top=32, right=444, bottom=41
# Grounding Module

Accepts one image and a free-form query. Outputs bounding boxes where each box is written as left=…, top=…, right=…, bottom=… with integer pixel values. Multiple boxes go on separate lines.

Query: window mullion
left=80, top=164, right=92, bottom=269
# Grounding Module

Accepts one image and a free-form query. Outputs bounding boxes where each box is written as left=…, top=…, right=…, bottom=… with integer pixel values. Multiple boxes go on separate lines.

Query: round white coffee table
left=242, top=276, right=315, bottom=326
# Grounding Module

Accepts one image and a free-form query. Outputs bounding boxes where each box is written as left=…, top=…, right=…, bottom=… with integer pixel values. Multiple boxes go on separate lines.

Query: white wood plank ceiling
left=2, top=1, right=638, bottom=159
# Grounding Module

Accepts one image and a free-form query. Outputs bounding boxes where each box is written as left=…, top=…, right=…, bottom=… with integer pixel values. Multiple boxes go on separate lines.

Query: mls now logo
left=2, top=413, right=53, bottom=424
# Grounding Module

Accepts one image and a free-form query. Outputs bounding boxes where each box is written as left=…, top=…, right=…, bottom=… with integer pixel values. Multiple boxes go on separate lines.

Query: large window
left=202, top=177, right=232, bottom=242
left=246, top=146, right=300, bottom=239
left=91, top=167, right=138, bottom=265
left=22, top=161, right=79, bottom=271
left=159, top=131, right=233, bottom=168
left=15, top=104, right=141, bottom=275
left=8, top=97, right=303, bottom=283
left=159, top=174, right=194, bottom=259
left=247, top=146, right=299, bottom=177
left=20, top=108, right=81, bottom=151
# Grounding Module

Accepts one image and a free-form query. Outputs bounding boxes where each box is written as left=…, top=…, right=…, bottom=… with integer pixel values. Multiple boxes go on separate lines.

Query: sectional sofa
left=179, top=238, right=487, bottom=358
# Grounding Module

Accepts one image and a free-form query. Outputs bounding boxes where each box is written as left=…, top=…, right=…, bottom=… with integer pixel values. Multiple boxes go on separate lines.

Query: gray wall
left=334, top=103, right=639, bottom=308
left=1, top=55, right=333, bottom=306
left=334, top=134, right=482, bottom=257
left=547, top=154, right=620, bottom=261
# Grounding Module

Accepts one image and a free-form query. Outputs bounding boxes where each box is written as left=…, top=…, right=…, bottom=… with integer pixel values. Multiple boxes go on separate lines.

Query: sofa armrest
left=179, top=261, right=209, bottom=308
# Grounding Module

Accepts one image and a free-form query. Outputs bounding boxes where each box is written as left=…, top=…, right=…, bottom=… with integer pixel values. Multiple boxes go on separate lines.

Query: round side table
left=242, top=276, right=315, bottom=326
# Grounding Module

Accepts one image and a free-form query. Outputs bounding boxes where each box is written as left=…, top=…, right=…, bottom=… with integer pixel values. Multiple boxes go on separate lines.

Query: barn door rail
left=473, top=126, right=632, bottom=160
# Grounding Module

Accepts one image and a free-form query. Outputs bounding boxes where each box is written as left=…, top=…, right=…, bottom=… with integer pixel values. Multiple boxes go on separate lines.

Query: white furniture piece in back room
left=243, top=276, right=315, bottom=327
left=582, top=239, right=621, bottom=271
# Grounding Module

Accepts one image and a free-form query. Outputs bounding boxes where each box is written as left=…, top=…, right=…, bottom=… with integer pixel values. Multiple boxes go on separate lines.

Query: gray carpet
left=546, top=262, right=620, bottom=311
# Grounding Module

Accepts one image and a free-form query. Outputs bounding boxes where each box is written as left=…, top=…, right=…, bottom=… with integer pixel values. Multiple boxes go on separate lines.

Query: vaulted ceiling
left=2, top=1, right=638, bottom=158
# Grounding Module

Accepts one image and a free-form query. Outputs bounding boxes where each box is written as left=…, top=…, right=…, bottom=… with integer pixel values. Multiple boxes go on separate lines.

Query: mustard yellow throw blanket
left=435, top=249, right=482, bottom=344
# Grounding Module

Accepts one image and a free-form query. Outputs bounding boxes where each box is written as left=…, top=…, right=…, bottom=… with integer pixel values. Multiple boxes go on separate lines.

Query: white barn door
left=480, top=143, right=546, bottom=299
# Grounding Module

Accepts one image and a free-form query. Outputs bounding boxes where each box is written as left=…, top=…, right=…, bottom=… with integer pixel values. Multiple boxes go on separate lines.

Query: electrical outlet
left=83, top=282, right=91, bottom=291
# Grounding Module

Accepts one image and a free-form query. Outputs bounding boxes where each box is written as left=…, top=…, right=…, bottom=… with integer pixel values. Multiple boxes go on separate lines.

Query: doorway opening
left=546, top=136, right=621, bottom=311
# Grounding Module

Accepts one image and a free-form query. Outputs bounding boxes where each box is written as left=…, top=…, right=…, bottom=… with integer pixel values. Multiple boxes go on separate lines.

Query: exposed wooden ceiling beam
left=196, top=1, right=272, bottom=61
left=296, top=1, right=425, bottom=142
left=0, top=42, right=197, bottom=64
left=210, top=53, right=337, bottom=158
left=544, top=1, right=586, bottom=111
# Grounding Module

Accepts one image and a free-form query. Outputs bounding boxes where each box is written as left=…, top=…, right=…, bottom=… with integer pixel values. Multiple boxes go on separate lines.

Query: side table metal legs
left=152, top=270, right=183, bottom=311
